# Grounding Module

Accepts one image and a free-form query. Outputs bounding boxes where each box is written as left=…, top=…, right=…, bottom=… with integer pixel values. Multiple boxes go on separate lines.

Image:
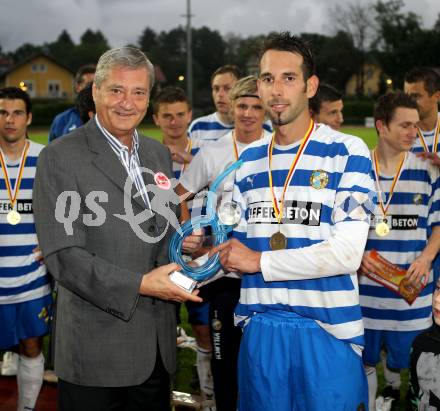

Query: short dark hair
left=374, top=92, right=418, bottom=127
left=210, top=65, right=241, bottom=86
left=76, top=83, right=95, bottom=124
left=310, top=84, right=343, bottom=115
left=259, top=32, right=316, bottom=80
left=404, top=67, right=440, bottom=96
left=152, top=86, right=190, bottom=115
left=0, top=87, right=32, bottom=114
left=75, top=64, right=96, bottom=86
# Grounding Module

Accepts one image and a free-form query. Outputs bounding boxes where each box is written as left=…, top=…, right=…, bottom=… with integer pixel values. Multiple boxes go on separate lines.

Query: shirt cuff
left=260, top=251, right=273, bottom=281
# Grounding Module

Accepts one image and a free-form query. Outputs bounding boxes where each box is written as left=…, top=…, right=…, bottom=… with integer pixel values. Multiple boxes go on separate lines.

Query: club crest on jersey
left=310, top=169, right=329, bottom=190
left=413, top=193, right=423, bottom=205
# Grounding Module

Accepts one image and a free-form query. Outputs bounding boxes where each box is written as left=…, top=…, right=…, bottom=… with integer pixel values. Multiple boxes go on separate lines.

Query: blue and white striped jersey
left=232, top=124, right=375, bottom=346
left=411, top=113, right=440, bottom=153
left=188, top=112, right=273, bottom=146
left=359, top=151, right=440, bottom=332
left=172, top=141, right=202, bottom=181
left=0, top=141, right=51, bottom=304
left=188, top=112, right=233, bottom=146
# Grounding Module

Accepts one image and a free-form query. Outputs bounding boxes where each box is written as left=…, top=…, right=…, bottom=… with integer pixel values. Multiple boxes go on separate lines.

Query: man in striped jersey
left=0, top=87, right=52, bottom=411
left=358, top=92, right=440, bottom=409
left=188, top=65, right=240, bottom=146
left=211, top=32, right=374, bottom=410
left=178, top=75, right=271, bottom=411
left=153, top=86, right=199, bottom=180
left=404, top=67, right=440, bottom=160
left=310, top=83, right=344, bottom=131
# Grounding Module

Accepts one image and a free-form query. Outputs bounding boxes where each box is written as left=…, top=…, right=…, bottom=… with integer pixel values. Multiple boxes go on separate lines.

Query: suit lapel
left=138, top=136, right=168, bottom=229
left=85, top=120, right=150, bottom=211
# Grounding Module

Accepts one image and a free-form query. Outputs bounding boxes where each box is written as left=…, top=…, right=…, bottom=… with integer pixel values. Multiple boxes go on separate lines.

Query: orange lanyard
left=181, top=138, right=192, bottom=173
left=0, top=141, right=30, bottom=209
left=372, top=149, right=406, bottom=217
left=232, top=131, right=239, bottom=161
left=268, top=120, right=314, bottom=223
left=417, top=120, right=440, bottom=153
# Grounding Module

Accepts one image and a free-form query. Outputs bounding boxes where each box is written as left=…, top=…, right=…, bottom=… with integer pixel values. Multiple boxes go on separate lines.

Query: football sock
left=17, top=353, right=44, bottom=411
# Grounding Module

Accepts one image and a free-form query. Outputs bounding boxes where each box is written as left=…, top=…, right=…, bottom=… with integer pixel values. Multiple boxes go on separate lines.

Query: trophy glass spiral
left=168, top=160, right=243, bottom=292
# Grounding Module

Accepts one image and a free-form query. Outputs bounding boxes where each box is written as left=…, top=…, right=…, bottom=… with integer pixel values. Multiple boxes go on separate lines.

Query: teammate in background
left=178, top=76, right=271, bottom=411
left=153, top=86, right=215, bottom=409
left=76, top=82, right=95, bottom=124
left=310, top=83, right=344, bottom=131
left=211, top=32, right=373, bottom=410
left=0, top=87, right=52, bottom=411
left=358, top=92, right=440, bottom=409
left=48, top=64, right=95, bottom=142
left=404, top=67, right=440, bottom=160
left=153, top=86, right=199, bottom=178
left=406, top=277, right=440, bottom=409
left=188, top=65, right=240, bottom=145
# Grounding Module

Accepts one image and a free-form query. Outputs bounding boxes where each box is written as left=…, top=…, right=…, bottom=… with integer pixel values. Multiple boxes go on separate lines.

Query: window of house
left=21, top=80, right=35, bottom=97
left=48, top=80, right=61, bottom=98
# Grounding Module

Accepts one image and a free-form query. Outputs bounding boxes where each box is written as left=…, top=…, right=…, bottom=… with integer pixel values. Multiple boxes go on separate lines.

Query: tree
left=9, top=43, right=41, bottom=63
left=303, top=31, right=360, bottom=92
left=138, top=27, right=158, bottom=55
left=434, top=13, right=440, bottom=32
left=70, top=29, right=110, bottom=71
left=47, top=30, right=76, bottom=68
left=373, top=0, right=425, bottom=86
left=329, top=1, right=375, bottom=96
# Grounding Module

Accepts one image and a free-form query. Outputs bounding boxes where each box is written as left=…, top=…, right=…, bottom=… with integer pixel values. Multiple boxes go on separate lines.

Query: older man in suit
left=33, top=47, right=202, bottom=411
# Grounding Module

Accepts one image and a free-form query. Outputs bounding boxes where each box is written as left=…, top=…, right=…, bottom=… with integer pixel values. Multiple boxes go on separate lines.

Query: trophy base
left=169, top=271, right=197, bottom=293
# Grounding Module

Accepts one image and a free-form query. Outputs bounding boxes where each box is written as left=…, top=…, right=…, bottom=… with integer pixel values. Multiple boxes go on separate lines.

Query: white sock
left=365, top=365, right=377, bottom=411
left=381, top=355, right=401, bottom=389
left=196, top=345, right=214, bottom=399
left=17, top=353, right=44, bottom=411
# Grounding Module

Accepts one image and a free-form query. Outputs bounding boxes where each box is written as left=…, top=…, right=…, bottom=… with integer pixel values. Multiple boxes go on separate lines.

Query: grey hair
left=94, top=47, right=155, bottom=91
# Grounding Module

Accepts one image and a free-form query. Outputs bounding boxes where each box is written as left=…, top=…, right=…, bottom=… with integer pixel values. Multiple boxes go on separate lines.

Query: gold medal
left=268, top=120, right=315, bottom=245
left=372, top=149, right=406, bottom=239
left=375, top=221, right=390, bottom=237
left=7, top=209, right=21, bottom=225
left=270, top=231, right=287, bottom=250
left=0, top=141, right=29, bottom=225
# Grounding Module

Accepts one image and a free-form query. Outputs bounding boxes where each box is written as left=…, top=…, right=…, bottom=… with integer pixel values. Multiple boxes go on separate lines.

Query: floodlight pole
left=185, top=0, right=193, bottom=105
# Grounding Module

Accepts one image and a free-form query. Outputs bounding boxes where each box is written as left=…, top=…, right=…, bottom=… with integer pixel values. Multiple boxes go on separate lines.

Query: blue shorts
left=363, top=328, right=423, bottom=369
left=0, top=294, right=52, bottom=349
left=185, top=301, right=210, bottom=326
left=238, top=311, right=368, bottom=411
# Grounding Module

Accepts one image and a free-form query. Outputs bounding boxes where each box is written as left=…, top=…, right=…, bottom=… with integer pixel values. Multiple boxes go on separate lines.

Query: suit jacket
left=33, top=119, right=178, bottom=387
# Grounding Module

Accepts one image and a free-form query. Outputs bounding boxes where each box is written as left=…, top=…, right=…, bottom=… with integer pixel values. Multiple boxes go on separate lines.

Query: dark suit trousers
left=58, top=354, right=170, bottom=411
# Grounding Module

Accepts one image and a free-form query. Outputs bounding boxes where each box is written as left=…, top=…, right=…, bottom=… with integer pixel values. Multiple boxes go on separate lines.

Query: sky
left=0, top=0, right=439, bottom=52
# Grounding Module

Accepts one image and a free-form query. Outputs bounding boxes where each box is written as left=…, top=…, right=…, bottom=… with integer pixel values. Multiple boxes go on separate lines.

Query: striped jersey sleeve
left=188, top=112, right=233, bottom=145
left=232, top=124, right=374, bottom=346
left=359, top=152, right=440, bottom=332
left=0, top=141, right=51, bottom=304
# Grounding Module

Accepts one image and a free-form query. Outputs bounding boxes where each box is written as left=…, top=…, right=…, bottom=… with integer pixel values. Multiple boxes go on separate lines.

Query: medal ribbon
left=181, top=138, right=192, bottom=173
left=372, top=149, right=406, bottom=217
left=268, top=119, right=315, bottom=223
left=0, top=141, right=30, bottom=210
left=417, top=119, right=440, bottom=153
left=232, top=131, right=239, bottom=161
